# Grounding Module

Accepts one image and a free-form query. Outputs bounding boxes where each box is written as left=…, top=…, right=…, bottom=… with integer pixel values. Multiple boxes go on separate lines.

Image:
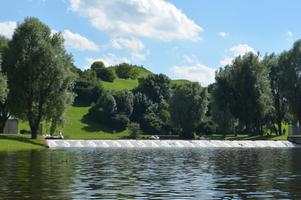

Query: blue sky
left=0, top=0, right=300, bottom=86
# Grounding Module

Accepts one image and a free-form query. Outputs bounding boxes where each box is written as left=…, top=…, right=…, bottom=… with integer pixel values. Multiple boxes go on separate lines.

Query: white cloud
left=111, top=37, right=144, bottom=52
left=230, top=44, right=255, bottom=57
left=220, top=44, right=256, bottom=66
left=111, top=37, right=146, bottom=61
left=62, top=29, right=99, bottom=51
left=69, top=0, right=203, bottom=42
left=287, top=31, right=293, bottom=37
left=0, top=21, right=99, bottom=52
left=0, top=21, right=17, bottom=38
left=85, top=53, right=129, bottom=69
left=218, top=31, right=228, bottom=38
left=220, top=57, right=233, bottom=66
left=171, top=55, right=216, bottom=86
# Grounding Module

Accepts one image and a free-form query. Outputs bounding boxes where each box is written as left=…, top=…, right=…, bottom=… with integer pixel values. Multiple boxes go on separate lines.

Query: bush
left=91, top=61, right=115, bottom=82
left=113, top=90, right=134, bottom=117
left=128, top=122, right=141, bottom=139
left=142, top=112, right=164, bottom=134
left=110, top=114, right=129, bottom=131
left=115, top=63, right=138, bottom=79
left=98, top=68, right=115, bottom=82
left=73, top=81, right=103, bottom=105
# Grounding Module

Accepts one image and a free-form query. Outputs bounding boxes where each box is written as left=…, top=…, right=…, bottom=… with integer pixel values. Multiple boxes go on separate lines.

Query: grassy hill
left=61, top=67, right=192, bottom=138
left=101, top=66, right=152, bottom=91
left=62, top=106, right=130, bottom=139
left=101, top=66, right=191, bottom=91
left=16, top=67, right=193, bottom=139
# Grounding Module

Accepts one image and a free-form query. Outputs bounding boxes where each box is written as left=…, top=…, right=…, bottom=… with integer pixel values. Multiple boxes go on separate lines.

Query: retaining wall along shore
left=46, top=140, right=300, bottom=148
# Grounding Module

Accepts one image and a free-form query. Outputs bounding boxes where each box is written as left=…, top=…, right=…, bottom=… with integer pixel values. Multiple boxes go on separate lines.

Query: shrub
left=128, top=122, right=141, bottom=139
left=91, top=61, right=115, bottom=82
left=115, top=63, right=137, bottom=79
left=110, top=114, right=129, bottom=131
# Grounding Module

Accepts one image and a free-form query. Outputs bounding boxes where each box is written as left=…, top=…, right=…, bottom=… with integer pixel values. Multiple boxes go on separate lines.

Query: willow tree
left=0, top=36, right=9, bottom=132
left=280, top=40, right=301, bottom=126
left=0, top=55, right=7, bottom=106
left=8, top=17, right=74, bottom=138
left=170, top=83, right=208, bottom=139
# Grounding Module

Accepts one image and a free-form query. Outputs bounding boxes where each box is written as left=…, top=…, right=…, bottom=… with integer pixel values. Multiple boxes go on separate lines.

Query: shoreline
left=46, top=139, right=300, bottom=149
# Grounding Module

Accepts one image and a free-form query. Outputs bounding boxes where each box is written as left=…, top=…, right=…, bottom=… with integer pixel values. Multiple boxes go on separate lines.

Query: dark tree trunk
left=277, top=119, right=282, bottom=136
left=0, top=117, right=8, bottom=133
left=0, top=102, right=10, bottom=133
left=29, top=117, right=40, bottom=139
left=30, top=125, right=39, bottom=139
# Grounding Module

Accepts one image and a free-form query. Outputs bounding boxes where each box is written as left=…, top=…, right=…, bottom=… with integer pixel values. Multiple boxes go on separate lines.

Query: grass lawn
left=171, top=79, right=192, bottom=86
left=101, top=78, right=138, bottom=91
left=0, top=134, right=47, bottom=152
left=62, top=105, right=131, bottom=139
left=205, top=131, right=288, bottom=141
left=6, top=105, right=290, bottom=141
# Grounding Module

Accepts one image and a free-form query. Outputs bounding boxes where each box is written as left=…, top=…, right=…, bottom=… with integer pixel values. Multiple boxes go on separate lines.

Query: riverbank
left=0, top=132, right=289, bottom=152
left=47, top=139, right=299, bottom=148
left=0, top=134, right=47, bottom=152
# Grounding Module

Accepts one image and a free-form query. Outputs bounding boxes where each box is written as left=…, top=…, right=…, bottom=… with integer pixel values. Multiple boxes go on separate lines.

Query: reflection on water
left=0, top=148, right=301, bottom=199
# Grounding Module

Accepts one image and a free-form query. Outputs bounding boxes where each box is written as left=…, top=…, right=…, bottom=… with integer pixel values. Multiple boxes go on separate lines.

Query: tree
left=88, top=91, right=129, bottom=131
left=134, top=74, right=171, bottom=104
left=132, top=74, right=171, bottom=134
left=131, top=92, right=152, bottom=125
left=228, top=53, right=272, bottom=135
left=74, top=70, right=103, bottom=105
left=0, top=55, right=7, bottom=104
left=0, top=36, right=9, bottom=132
left=170, top=83, right=208, bottom=139
left=91, top=61, right=115, bottom=82
left=8, top=17, right=75, bottom=138
left=113, top=90, right=134, bottom=117
left=115, top=63, right=138, bottom=79
left=210, top=67, right=237, bottom=134
left=128, top=122, right=141, bottom=139
left=264, top=53, right=289, bottom=135
left=280, top=40, right=301, bottom=125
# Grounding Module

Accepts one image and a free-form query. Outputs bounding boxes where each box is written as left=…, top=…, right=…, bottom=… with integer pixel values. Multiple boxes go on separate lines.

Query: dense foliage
left=7, top=17, right=75, bottom=138
left=2, top=17, right=301, bottom=139
left=170, top=83, right=208, bottom=139
left=91, top=61, right=115, bottom=82
left=115, top=63, right=138, bottom=79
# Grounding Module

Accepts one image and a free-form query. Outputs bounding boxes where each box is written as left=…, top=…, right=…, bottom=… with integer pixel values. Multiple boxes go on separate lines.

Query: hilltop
left=99, top=65, right=190, bottom=91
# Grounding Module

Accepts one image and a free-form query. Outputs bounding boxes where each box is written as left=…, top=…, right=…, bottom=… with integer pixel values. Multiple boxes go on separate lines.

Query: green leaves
left=170, top=83, right=208, bottom=139
left=8, top=17, right=75, bottom=137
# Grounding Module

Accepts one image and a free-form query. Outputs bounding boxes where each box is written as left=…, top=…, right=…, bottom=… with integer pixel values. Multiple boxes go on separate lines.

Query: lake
left=0, top=148, right=301, bottom=199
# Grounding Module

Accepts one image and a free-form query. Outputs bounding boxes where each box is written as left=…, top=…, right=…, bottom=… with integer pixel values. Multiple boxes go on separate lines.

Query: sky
left=0, top=0, right=300, bottom=86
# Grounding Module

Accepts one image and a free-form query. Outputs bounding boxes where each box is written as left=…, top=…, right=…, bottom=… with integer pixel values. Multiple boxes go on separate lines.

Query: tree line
left=1, top=17, right=301, bottom=139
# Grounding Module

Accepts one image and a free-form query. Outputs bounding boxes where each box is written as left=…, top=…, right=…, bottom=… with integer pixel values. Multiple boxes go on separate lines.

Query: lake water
left=0, top=148, right=301, bottom=199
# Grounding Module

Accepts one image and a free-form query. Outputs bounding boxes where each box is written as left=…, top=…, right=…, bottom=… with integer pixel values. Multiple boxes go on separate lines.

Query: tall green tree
left=170, top=83, right=208, bottom=139
left=0, top=36, right=10, bottom=132
left=264, top=53, right=289, bottom=135
left=134, top=74, right=171, bottom=104
left=229, top=53, right=272, bottom=135
left=0, top=55, right=7, bottom=104
left=113, top=90, right=134, bottom=117
left=8, top=17, right=75, bottom=138
left=133, top=74, right=171, bottom=134
left=280, top=40, right=301, bottom=125
left=211, top=67, right=237, bottom=134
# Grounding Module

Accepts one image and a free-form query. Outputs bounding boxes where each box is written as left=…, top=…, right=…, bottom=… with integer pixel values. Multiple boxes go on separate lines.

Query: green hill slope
left=101, top=66, right=190, bottom=91
left=62, top=106, right=129, bottom=139
left=101, top=66, right=152, bottom=91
